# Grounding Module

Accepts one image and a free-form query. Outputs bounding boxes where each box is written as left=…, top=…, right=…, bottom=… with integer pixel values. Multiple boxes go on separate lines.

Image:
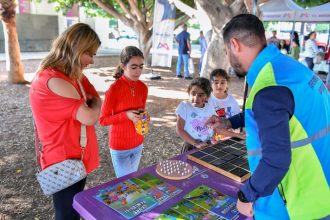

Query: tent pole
left=290, top=21, right=296, bottom=49
left=253, top=0, right=258, bottom=15
left=327, top=24, right=330, bottom=49
left=300, top=22, right=305, bottom=53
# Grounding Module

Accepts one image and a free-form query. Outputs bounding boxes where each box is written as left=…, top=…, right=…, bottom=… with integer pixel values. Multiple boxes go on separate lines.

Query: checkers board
left=187, top=137, right=250, bottom=182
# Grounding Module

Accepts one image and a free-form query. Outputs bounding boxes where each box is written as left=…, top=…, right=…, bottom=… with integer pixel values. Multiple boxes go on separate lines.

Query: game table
left=73, top=151, right=251, bottom=220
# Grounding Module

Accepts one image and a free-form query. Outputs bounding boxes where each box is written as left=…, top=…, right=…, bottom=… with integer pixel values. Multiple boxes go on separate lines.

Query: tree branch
left=115, top=0, right=139, bottom=24
left=128, top=0, right=145, bottom=24
left=92, top=0, right=133, bottom=26
left=175, top=15, right=189, bottom=29
left=230, top=0, right=247, bottom=15
left=170, top=0, right=197, bottom=18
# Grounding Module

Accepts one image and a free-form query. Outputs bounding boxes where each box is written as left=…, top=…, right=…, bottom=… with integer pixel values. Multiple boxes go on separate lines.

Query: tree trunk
left=2, top=17, right=27, bottom=84
left=196, top=0, right=246, bottom=78
left=135, top=25, right=152, bottom=65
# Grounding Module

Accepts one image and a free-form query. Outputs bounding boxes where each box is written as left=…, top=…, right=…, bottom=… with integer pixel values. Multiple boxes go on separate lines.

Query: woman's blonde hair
left=37, top=23, right=101, bottom=80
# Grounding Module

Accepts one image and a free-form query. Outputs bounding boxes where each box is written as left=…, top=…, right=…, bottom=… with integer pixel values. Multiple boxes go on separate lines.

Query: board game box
left=94, top=173, right=182, bottom=219
left=187, top=137, right=250, bottom=182
left=155, top=185, right=239, bottom=220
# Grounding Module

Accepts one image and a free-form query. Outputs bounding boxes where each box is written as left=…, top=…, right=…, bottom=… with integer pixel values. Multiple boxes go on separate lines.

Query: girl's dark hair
left=308, top=31, right=316, bottom=39
left=210, top=68, right=230, bottom=82
left=114, top=46, right=144, bottom=80
left=291, top=31, right=300, bottom=46
left=187, top=77, right=212, bottom=97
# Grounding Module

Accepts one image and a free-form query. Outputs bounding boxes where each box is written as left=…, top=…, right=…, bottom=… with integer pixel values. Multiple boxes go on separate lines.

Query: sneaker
left=176, top=75, right=183, bottom=78
left=184, top=76, right=193, bottom=80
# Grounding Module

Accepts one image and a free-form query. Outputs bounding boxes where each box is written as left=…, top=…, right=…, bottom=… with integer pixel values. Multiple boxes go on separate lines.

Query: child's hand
left=194, top=141, right=208, bottom=149
left=126, top=110, right=140, bottom=124
left=211, top=136, right=218, bottom=144
left=137, top=109, right=150, bottom=122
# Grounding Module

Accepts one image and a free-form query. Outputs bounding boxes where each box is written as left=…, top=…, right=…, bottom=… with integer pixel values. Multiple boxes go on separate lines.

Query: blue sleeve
left=240, top=86, right=294, bottom=202
left=229, top=113, right=245, bottom=129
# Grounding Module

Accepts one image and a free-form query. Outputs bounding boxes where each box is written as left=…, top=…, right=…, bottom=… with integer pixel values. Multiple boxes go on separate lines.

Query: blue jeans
left=176, top=53, right=190, bottom=77
left=199, top=52, right=205, bottom=73
left=110, top=144, right=143, bottom=178
left=305, top=57, right=314, bottom=70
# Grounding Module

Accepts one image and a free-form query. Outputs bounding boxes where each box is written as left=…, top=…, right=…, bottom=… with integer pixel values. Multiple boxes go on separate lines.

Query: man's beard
left=229, top=52, right=246, bottom=78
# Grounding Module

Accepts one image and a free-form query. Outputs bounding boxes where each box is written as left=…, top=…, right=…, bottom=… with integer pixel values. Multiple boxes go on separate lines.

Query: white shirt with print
left=208, top=93, right=240, bottom=118
left=176, top=101, right=216, bottom=142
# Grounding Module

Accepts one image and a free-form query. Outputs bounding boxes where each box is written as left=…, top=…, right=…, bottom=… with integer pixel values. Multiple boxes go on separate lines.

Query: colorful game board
left=187, top=137, right=250, bottom=182
left=155, top=185, right=239, bottom=220
left=94, top=173, right=182, bottom=219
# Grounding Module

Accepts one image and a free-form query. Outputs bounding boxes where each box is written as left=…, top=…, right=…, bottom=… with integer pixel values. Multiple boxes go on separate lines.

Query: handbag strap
left=34, top=122, right=42, bottom=171
left=77, top=80, right=87, bottom=152
left=34, top=79, right=88, bottom=170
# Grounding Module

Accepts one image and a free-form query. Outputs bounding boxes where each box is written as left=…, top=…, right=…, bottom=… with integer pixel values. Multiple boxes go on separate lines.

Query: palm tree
left=0, top=1, right=27, bottom=84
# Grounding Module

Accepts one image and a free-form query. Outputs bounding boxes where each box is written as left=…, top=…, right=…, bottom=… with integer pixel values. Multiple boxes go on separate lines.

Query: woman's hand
left=126, top=110, right=140, bottom=124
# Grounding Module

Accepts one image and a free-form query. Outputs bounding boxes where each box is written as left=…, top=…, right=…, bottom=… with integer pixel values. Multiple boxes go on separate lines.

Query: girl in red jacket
left=100, top=46, right=148, bottom=177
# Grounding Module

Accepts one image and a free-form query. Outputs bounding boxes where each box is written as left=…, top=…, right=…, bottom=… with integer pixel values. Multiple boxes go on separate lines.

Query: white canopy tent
left=259, top=0, right=330, bottom=49
left=259, top=0, right=330, bottom=22
left=259, top=0, right=303, bottom=22
left=296, top=3, right=330, bottom=22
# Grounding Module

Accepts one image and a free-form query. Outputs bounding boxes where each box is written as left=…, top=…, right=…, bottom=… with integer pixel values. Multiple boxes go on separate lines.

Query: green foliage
left=293, top=0, right=330, bottom=8
left=315, top=24, right=330, bottom=33
left=47, top=0, right=195, bottom=20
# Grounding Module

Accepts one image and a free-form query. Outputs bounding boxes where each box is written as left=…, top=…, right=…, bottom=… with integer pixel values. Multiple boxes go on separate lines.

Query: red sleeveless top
left=29, top=68, right=99, bottom=173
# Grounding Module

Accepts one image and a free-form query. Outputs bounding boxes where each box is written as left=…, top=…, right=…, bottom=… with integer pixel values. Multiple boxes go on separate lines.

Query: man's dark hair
left=222, top=14, right=266, bottom=48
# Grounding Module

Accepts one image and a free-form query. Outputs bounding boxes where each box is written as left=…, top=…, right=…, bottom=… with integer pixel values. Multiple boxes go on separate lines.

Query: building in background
left=0, top=0, right=132, bottom=53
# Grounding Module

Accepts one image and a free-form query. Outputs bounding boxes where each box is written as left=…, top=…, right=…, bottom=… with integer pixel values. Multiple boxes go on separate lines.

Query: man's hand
left=205, top=115, right=225, bottom=128
left=236, top=199, right=254, bottom=217
left=206, top=115, right=246, bottom=139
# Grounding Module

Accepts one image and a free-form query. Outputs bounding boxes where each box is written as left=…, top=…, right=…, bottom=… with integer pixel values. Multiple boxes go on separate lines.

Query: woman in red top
left=29, top=23, right=101, bottom=220
left=100, top=46, right=148, bottom=178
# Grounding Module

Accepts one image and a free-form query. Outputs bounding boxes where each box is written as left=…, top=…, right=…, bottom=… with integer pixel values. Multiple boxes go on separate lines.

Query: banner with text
left=151, top=0, right=176, bottom=67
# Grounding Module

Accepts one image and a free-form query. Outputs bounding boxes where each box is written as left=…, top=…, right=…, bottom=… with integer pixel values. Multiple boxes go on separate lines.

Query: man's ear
left=229, top=38, right=241, bottom=53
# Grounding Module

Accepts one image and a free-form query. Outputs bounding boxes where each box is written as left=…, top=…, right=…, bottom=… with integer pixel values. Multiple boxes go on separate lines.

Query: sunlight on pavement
left=148, top=86, right=188, bottom=100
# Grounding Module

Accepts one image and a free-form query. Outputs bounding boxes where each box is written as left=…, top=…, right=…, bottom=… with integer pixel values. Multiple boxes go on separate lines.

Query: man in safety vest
left=207, top=14, right=330, bottom=220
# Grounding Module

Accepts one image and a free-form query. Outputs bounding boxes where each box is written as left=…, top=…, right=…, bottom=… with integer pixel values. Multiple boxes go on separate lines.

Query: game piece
left=156, top=160, right=193, bottom=180
left=188, top=137, right=250, bottom=182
